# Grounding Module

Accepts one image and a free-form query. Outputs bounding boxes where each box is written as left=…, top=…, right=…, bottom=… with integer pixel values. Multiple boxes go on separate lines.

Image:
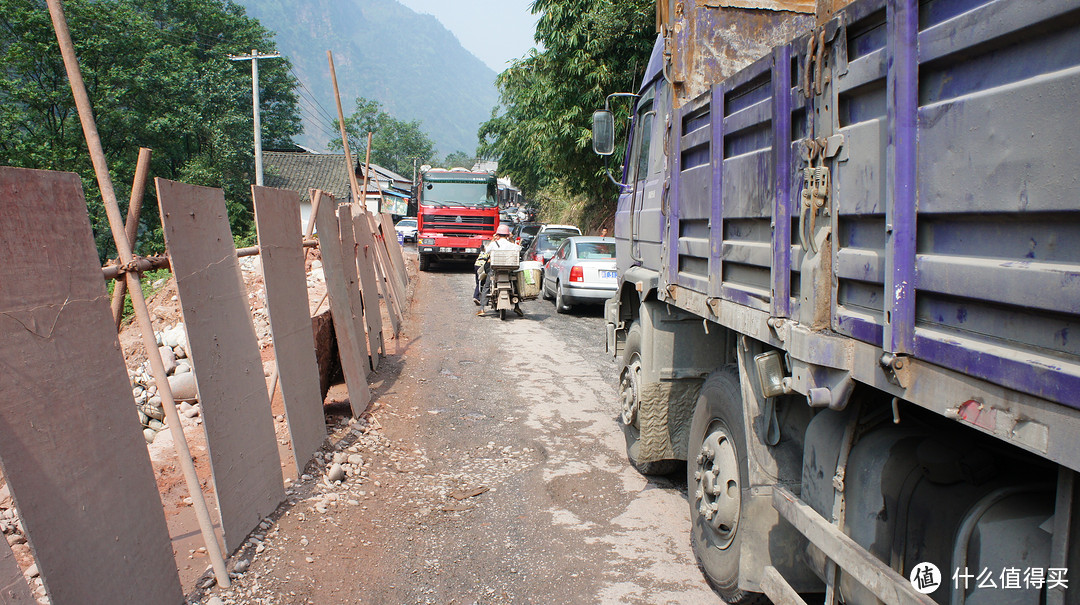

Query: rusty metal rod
left=110, top=147, right=153, bottom=330
left=305, top=189, right=322, bottom=241
left=102, top=240, right=318, bottom=280
left=45, top=0, right=231, bottom=587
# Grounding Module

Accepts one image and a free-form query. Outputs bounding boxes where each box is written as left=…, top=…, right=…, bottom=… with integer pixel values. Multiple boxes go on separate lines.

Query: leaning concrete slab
left=380, top=212, right=409, bottom=295
left=252, top=186, right=328, bottom=475
left=0, top=167, right=182, bottom=604
left=313, top=193, right=371, bottom=417
left=0, top=536, right=32, bottom=603
left=156, top=178, right=285, bottom=553
left=337, top=207, right=378, bottom=372
left=351, top=205, right=384, bottom=360
left=366, top=213, right=403, bottom=335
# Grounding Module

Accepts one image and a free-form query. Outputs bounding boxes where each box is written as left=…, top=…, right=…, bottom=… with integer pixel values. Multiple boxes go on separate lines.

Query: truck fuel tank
left=801, top=406, right=1055, bottom=604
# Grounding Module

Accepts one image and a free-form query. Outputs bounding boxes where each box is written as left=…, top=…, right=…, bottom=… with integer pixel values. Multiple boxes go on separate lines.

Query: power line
left=288, top=65, right=338, bottom=124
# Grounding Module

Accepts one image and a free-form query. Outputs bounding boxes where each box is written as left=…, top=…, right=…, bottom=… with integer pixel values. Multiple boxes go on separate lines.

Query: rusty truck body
left=596, top=0, right=1080, bottom=602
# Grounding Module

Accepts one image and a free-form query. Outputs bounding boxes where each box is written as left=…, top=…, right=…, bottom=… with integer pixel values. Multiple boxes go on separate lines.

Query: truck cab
left=416, top=168, right=500, bottom=271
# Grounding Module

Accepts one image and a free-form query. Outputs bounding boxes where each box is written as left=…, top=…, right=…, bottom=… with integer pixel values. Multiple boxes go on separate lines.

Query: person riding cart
left=474, top=224, right=523, bottom=317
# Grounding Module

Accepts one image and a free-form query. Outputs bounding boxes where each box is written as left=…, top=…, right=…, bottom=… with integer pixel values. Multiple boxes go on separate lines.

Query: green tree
left=442, top=150, right=474, bottom=169
left=478, top=0, right=654, bottom=230
left=0, top=0, right=301, bottom=259
left=330, top=96, right=437, bottom=178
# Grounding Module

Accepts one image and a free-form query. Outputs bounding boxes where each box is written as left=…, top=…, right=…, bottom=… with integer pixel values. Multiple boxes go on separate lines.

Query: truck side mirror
left=592, top=110, right=615, bottom=156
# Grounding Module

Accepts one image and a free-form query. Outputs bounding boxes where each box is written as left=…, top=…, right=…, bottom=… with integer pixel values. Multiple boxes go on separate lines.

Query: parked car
left=522, top=229, right=576, bottom=265
left=394, top=218, right=417, bottom=242
left=512, top=222, right=543, bottom=254
left=542, top=237, right=617, bottom=313
left=540, top=223, right=581, bottom=235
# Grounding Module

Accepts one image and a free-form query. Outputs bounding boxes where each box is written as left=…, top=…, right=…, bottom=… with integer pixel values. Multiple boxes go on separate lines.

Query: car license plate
left=600, top=270, right=617, bottom=279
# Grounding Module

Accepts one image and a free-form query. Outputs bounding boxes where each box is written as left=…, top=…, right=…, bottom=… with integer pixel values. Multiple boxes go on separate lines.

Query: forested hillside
left=0, top=0, right=301, bottom=259
left=235, top=0, right=499, bottom=156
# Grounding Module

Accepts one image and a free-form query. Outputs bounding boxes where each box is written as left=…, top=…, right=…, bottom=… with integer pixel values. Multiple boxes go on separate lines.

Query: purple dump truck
left=593, top=0, right=1080, bottom=602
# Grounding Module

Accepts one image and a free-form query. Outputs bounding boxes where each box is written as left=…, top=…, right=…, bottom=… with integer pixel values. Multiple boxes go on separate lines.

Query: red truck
left=415, top=167, right=500, bottom=271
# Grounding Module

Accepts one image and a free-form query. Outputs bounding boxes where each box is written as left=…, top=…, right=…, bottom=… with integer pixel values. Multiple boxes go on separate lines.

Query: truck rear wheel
left=419, top=252, right=430, bottom=272
left=688, top=366, right=763, bottom=604
left=619, top=322, right=680, bottom=476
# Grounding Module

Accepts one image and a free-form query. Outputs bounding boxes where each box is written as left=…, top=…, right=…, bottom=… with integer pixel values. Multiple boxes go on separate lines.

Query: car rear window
left=537, top=234, right=569, bottom=250
left=575, top=243, right=615, bottom=259
left=522, top=225, right=542, bottom=236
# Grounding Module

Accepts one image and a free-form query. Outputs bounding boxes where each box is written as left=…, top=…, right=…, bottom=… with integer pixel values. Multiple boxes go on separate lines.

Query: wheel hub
left=693, top=426, right=740, bottom=549
left=619, top=357, right=642, bottom=427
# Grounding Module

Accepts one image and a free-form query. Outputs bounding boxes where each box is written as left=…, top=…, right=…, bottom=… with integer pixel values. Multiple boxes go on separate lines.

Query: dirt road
left=194, top=250, right=719, bottom=604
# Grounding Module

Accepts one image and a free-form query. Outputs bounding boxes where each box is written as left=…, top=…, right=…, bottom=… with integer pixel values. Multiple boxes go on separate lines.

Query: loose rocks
left=327, top=464, right=345, bottom=483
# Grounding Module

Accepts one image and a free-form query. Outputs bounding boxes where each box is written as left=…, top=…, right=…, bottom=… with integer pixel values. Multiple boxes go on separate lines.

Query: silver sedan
left=541, top=236, right=617, bottom=313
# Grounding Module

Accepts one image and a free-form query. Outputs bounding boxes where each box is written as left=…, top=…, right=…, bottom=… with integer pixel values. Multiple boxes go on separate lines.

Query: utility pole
left=229, top=49, right=281, bottom=186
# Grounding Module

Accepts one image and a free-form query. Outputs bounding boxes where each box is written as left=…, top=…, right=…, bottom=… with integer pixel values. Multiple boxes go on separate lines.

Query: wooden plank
left=0, top=167, right=182, bottom=604
left=0, top=536, right=32, bottom=604
left=155, top=178, right=284, bottom=553
left=251, top=186, right=328, bottom=474
left=351, top=205, right=384, bottom=361
left=380, top=212, right=409, bottom=292
left=313, top=193, right=371, bottom=416
left=366, top=213, right=404, bottom=334
left=336, top=207, right=375, bottom=372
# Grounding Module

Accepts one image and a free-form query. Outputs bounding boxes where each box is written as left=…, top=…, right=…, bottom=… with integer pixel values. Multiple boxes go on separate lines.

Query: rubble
left=127, top=322, right=201, bottom=443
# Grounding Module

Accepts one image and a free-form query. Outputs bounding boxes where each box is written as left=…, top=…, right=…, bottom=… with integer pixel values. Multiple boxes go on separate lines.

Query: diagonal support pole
left=109, top=147, right=152, bottom=330
left=44, top=0, right=230, bottom=588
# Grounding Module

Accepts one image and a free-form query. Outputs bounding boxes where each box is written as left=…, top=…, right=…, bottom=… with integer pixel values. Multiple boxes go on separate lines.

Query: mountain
left=234, top=0, right=499, bottom=156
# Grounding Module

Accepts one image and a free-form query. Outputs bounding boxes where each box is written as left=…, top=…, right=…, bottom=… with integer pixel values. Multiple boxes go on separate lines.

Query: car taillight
left=570, top=266, right=584, bottom=282
left=534, top=254, right=544, bottom=262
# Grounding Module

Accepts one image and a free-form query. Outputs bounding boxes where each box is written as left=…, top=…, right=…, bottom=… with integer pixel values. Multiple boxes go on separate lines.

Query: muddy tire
left=419, top=253, right=430, bottom=272
left=619, top=322, right=680, bottom=476
left=688, top=366, right=763, bottom=604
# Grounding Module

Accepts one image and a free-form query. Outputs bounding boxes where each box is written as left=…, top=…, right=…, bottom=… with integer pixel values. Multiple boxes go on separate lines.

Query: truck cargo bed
left=655, top=0, right=1080, bottom=410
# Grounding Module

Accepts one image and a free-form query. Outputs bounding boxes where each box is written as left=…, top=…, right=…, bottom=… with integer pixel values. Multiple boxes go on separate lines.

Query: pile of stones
left=129, top=322, right=202, bottom=444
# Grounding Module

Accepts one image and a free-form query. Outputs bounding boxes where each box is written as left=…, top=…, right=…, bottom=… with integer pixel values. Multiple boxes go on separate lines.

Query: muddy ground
left=184, top=247, right=720, bottom=604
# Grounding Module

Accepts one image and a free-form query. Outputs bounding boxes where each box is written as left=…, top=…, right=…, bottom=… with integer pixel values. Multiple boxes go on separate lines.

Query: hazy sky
left=396, top=0, right=539, bottom=72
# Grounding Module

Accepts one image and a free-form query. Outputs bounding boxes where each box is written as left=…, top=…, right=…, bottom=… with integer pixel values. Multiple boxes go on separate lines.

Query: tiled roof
left=263, top=152, right=413, bottom=201
left=263, top=152, right=352, bottom=202
left=365, top=163, right=411, bottom=184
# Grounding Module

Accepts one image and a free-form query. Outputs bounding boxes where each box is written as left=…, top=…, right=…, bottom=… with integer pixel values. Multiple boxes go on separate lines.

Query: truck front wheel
left=619, top=322, right=679, bottom=475
left=687, top=366, right=763, bottom=604
left=419, top=252, right=430, bottom=272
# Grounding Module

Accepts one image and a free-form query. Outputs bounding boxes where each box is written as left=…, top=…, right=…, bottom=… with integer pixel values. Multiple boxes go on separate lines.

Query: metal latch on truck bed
left=799, top=165, right=829, bottom=254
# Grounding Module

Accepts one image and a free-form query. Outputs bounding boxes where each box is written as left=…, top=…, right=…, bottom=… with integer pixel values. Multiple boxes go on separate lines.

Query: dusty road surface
left=193, top=249, right=719, bottom=605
